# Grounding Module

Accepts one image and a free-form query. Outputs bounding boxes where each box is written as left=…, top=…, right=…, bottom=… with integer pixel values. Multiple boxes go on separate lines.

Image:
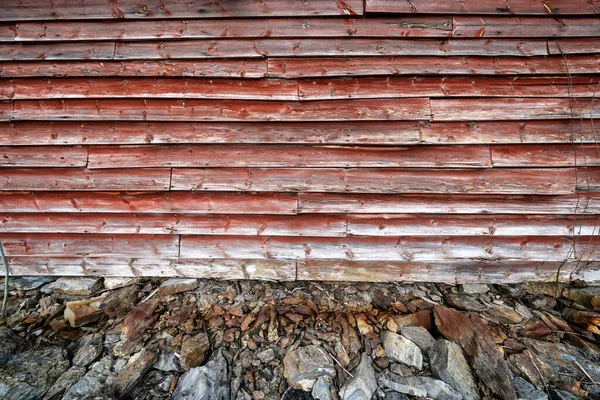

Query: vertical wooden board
left=0, top=146, right=88, bottom=167
left=296, top=260, right=596, bottom=283
left=1, top=78, right=299, bottom=100
left=0, top=191, right=299, bottom=214
left=431, top=98, right=600, bottom=121
left=180, top=235, right=574, bottom=261
left=0, top=60, right=268, bottom=78
left=0, top=121, right=422, bottom=145
left=452, top=16, right=600, bottom=38
left=0, top=0, right=364, bottom=20
left=88, top=144, right=491, bottom=168
left=364, top=0, right=600, bottom=15
left=171, top=167, right=576, bottom=194
left=0, top=233, right=180, bottom=257
left=10, top=98, right=432, bottom=121
left=492, top=145, right=600, bottom=167
left=114, top=39, right=548, bottom=60
left=0, top=42, right=115, bottom=61
left=268, top=55, right=600, bottom=77
left=420, top=120, right=599, bottom=144
left=298, top=193, right=600, bottom=214
left=0, top=213, right=348, bottom=237
left=0, top=168, right=171, bottom=191
left=548, top=38, right=600, bottom=55
left=347, top=214, right=599, bottom=236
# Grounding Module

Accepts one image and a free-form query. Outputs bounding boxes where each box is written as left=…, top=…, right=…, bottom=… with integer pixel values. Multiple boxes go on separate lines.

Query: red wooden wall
left=1, top=0, right=600, bottom=282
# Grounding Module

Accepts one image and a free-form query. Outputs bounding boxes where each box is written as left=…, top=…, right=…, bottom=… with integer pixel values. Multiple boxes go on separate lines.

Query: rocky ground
left=0, top=276, right=599, bottom=400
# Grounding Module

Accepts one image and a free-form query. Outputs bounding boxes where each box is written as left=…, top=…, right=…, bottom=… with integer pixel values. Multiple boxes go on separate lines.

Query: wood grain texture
left=0, top=191, right=298, bottom=214
left=114, top=39, right=548, bottom=59
left=0, top=42, right=115, bottom=60
left=431, top=98, right=600, bottom=121
left=0, top=213, right=347, bottom=236
left=298, top=193, right=600, bottom=214
left=347, top=214, right=600, bottom=236
left=548, top=38, right=600, bottom=55
left=492, top=145, right=600, bottom=167
left=296, top=260, right=600, bottom=283
left=0, top=233, right=179, bottom=257
left=365, top=0, right=600, bottom=15
left=87, top=144, right=491, bottom=168
left=420, top=120, right=600, bottom=144
left=6, top=257, right=297, bottom=280
left=0, top=78, right=299, bottom=100
left=180, top=235, right=574, bottom=261
left=7, top=98, right=432, bottom=121
left=0, top=0, right=364, bottom=21
left=1, top=17, right=452, bottom=41
left=0, top=146, right=88, bottom=167
left=452, top=17, right=600, bottom=38
left=0, top=168, right=171, bottom=191
left=171, top=167, right=576, bottom=194
left=0, top=121, right=421, bottom=146
left=268, top=55, right=600, bottom=77
left=0, top=60, right=268, bottom=78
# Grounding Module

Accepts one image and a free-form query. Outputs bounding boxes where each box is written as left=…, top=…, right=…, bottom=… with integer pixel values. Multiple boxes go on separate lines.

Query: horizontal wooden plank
left=180, top=235, right=574, bottom=261
left=578, top=168, right=600, bottom=191
left=0, top=78, right=298, bottom=100
left=365, top=0, right=600, bottom=15
left=171, top=168, right=576, bottom=194
left=114, top=39, right=548, bottom=59
left=6, top=257, right=297, bottom=280
left=0, top=17, right=452, bottom=41
left=492, top=145, right=600, bottom=167
left=298, top=193, right=600, bottom=214
left=420, top=120, right=600, bottom=145
left=347, top=214, right=599, bottom=236
left=87, top=144, right=491, bottom=168
left=0, top=60, right=268, bottom=78
left=431, top=98, right=600, bottom=121
left=297, top=260, right=600, bottom=283
left=453, top=16, right=600, bottom=38
left=0, top=233, right=179, bottom=257
left=0, top=168, right=171, bottom=191
left=0, top=145, right=88, bottom=167
left=0, top=213, right=347, bottom=236
left=268, top=55, right=600, bottom=77
left=6, top=99, right=432, bottom=121
left=0, top=191, right=298, bottom=214
left=298, top=76, right=600, bottom=99
left=0, top=42, right=115, bottom=61
left=0, top=121, right=421, bottom=146
left=548, top=38, right=600, bottom=55
left=0, top=0, right=363, bottom=21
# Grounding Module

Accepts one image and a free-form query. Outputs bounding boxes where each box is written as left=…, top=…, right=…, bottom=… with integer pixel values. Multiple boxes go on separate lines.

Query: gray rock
left=283, top=345, right=336, bottom=391
left=114, top=348, right=157, bottom=397
left=312, top=377, right=334, bottom=400
left=514, top=377, right=548, bottom=400
left=10, top=276, right=55, bottom=291
left=384, top=393, right=410, bottom=400
left=43, top=366, right=87, bottom=400
left=0, top=328, right=24, bottom=364
left=380, top=330, right=423, bottom=369
left=460, top=284, right=490, bottom=294
left=73, top=337, right=103, bottom=367
left=378, top=372, right=463, bottom=400
left=63, top=356, right=116, bottom=400
left=43, top=277, right=103, bottom=296
left=103, top=277, right=139, bottom=290
left=256, top=348, right=276, bottom=364
left=389, top=363, right=413, bottom=377
left=550, top=389, right=583, bottom=400
left=154, top=350, right=185, bottom=372
left=339, top=353, right=377, bottom=400
left=430, top=339, right=479, bottom=400
left=400, top=326, right=435, bottom=352
left=0, top=347, right=70, bottom=400
left=172, top=349, right=229, bottom=400
left=378, top=372, right=427, bottom=398
left=158, top=278, right=198, bottom=297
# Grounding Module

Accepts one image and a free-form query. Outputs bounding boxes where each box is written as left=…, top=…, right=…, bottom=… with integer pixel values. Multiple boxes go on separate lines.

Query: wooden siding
left=1, top=1, right=599, bottom=283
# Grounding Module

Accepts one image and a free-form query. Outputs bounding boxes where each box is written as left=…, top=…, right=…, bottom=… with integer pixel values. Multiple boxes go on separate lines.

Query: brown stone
left=64, top=295, right=106, bottom=328
left=157, top=278, right=198, bottom=297
left=444, top=293, right=487, bottom=312
left=389, top=310, right=432, bottom=332
left=114, top=348, right=157, bottom=398
left=122, top=298, right=159, bottom=340
left=562, top=287, right=600, bottom=312
left=434, top=306, right=517, bottom=400
left=100, top=284, right=139, bottom=318
left=562, top=307, right=600, bottom=327
left=180, top=331, right=211, bottom=370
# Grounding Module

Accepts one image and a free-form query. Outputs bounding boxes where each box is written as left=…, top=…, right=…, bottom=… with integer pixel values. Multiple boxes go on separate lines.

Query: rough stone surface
left=0, top=328, right=24, bottom=364
left=339, top=353, right=377, bottom=400
left=180, top=331, right=211, bottom=370
left=158, top=278, right=199, bottom=297
left=10, top=276, right=55, bottom=291
left=44, top=277, right=103, bottom=296
left=114, top=348, right=157, bottom=397
left=64, top=295, right=106, bottom=327
left=63, top=356, right=116, bottom=400
left=154, top=350, right=185, bottom=372
left=400, top=325, right=435, bottom=352
left=43, top=366, right=87, bottom=400
left=562, top=287, right=600, bottom=312
left=103, top=277, right=139, bottom=290
left=72, top=336, right=103, bottom=367
left=461, top=284, right=490, bottom=294
left=312, top=377, right=334, bottom=400
left=514, top=377, right=549, bottom=400
left=430, top=339, right=480, bottom=400
left=283, top=345, right=336, bottom=391
left=172, top=349, right=229, bottom=400
left=377, top=372, right=427, bottom=398
left=381, top=330, right=423, bottom=369
left=122, top=297, right=159, bottom=340
left=0, top=347, right=70, bottom=400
